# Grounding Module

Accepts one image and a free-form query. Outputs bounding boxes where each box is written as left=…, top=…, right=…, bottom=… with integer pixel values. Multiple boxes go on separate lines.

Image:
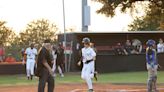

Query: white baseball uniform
left=25, top=47, right=37, bottom=77
left=157, top=43, right=164, bottom=53
left=81, top=47, right=96, bottom=90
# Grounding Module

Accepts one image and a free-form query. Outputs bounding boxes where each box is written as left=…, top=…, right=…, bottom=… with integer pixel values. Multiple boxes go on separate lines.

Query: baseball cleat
left=30, top=75, right=33, bottom=80
left=153, top=89, right=159, bottom=92
left=53, top=73, right=56, bottom=77
left=88, top=89, right=93, bottom=92
left=94, top=71, right=98, bottom=81
left=61, top=74, right=64, bottom=77
left=27, top=76, right=30, bottom=80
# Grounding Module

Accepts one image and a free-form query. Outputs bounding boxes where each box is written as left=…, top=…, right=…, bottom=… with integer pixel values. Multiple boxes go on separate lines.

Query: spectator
left=21, top=48, right=25, bottom=63
left=90, top=43, right=97, bottom=53
left=76, top=43, right=80, bottom=50
left=157, top=38, right=164, bottom=53
left=56, top=43, right=65, bottom=77
left=51, top=45, right=58, bottom=77
left=115, top=43, right=126, bottom=55
left=131, top=39, right=142, bottom=54
left=124, top=40, right=133, bottom=55
left=0, top=44, right=5, bottom=62
left=4, top=54, right=17, bottom=63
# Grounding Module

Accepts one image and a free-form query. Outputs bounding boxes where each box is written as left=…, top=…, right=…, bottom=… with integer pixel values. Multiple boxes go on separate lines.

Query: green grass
left=0, top=71, right=164, bottom=86
left=0, top=75, right=37, bottom=86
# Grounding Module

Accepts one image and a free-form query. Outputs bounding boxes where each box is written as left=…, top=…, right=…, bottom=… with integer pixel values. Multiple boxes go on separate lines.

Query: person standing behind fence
left=56, top=43, right=64, bottom=77
left=25, top=43, right=37, bottom=80
left=21, top=48, right=26, bottom=65
left=131, top=39, right=142, bottom=54
left=146, top=39, right=159, bottom=92
left=157, top=38, right=164, bottom=53
left=124, top=40, right=132, bottom=55
left=115, top=42, right=126, bottom=55
left=51, top=45, right=58, bottom=77
left=0, top=44, right=5, bottom=62
left=35, top=39, right=54, bottom=92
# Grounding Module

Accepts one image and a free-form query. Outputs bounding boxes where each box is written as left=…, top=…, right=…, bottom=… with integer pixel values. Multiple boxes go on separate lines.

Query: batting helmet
left=82, top=37, right=90, bottom=44
left=146, top=39, right=156, bottom=47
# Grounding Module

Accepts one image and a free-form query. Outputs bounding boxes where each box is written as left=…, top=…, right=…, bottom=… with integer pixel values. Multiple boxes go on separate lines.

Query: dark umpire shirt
left=35, top=47, right=53, bottom=77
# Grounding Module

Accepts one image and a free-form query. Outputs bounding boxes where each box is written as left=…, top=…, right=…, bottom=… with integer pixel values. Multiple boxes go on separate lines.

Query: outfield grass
left=0, top=71, right=164, bottom=86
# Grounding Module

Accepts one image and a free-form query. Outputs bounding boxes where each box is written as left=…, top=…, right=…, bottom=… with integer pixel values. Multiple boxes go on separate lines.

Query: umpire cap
left=82, top=37, right=90, bottom=44
left=146, top=39, right=156, bottom=47
left=44, top=39, right=51, bottom=43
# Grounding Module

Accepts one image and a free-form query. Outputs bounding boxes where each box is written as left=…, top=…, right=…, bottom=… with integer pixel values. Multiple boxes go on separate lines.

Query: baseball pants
left=147, top=64, right=158, bottom=92
left=38, top=68, right=54, bottom=92
left=81, top=61, right=95, bottom=90
left=26, top=59, right=35, bottom=77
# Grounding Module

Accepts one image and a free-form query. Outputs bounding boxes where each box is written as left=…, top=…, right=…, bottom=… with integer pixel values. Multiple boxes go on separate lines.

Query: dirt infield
left=0, top=83, right=164, bottom=92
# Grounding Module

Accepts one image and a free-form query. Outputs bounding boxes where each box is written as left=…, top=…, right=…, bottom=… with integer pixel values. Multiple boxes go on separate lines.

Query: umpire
left=35, top=39, right=54, bottom=92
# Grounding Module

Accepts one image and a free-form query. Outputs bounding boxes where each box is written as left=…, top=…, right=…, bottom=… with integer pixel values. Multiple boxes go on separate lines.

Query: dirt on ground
left=0, top=83, right=164, bottom=92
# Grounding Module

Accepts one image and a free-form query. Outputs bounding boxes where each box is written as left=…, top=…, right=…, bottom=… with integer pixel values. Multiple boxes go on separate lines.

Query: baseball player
left=25, top=43, right=37, bottom=80
left=78, top=37, right=96, bottom=92
left=56, top=43, right=65, bottom=77
left=90, top=42, right=98, bottom=81
left=51, top=45, right=58, bottom=77
left=146, top=39, right=158, bottom=92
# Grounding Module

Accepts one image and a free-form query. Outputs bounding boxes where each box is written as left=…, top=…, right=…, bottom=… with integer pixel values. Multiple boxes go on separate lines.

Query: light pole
left=82, top=0, right=90, bottom=32
left=62, top=0, right=67, bottom=72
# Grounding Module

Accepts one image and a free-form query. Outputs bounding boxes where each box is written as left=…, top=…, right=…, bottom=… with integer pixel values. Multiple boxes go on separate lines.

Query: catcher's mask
left=146, top=39, right=156, bottom=47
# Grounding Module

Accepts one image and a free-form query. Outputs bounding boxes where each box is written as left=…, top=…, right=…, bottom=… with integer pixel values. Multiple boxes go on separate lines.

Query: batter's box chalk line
left=70, top=88, right=164, bottom=92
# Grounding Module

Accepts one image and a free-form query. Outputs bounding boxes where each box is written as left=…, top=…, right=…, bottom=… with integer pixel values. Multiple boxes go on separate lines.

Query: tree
left=94, top=0, right=164, bottom=31
left=0, top=21, right=16, bottom=46
left=94, top=0, right=163, bottom=17
left=18, top=19, right=58, bottom=47
left=128, top=3, right=162, bottom=31
left=159, top=22, right=164, bottom=30
left=66, top=27, right=75, bottom=32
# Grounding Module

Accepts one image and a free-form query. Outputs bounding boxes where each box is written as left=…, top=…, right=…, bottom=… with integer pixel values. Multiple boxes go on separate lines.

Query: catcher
left=146, top=39, right=159, bottom=92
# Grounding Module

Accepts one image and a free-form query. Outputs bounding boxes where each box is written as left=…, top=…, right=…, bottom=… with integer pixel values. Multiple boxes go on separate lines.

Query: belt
left=85, top=59, right=93, bottom=64
left=27, top=58, right=33, bottom=59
